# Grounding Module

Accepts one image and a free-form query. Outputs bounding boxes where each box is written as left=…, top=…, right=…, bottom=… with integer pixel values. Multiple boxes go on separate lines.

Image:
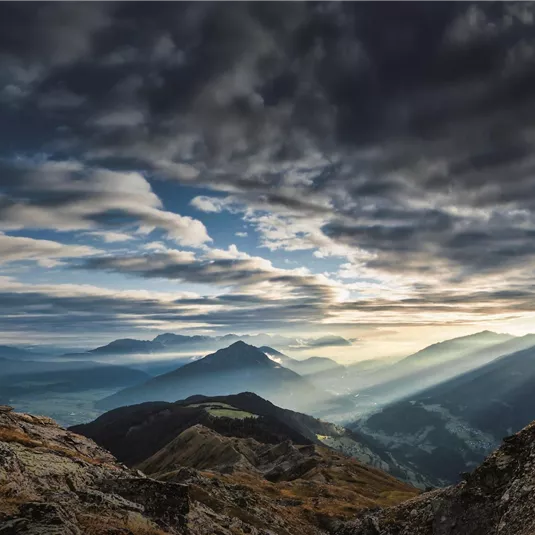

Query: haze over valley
left=4, top=327, right=535, bottom=490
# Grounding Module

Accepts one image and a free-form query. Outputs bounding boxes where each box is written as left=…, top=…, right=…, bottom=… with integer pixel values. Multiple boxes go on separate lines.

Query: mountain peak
left=471, top=329, right=502, bottom=338
left=228, top=340, right=251, bottom=348
left=200, top=341, right=275, bottom=369
left=96, top=341, right=312, bottom=411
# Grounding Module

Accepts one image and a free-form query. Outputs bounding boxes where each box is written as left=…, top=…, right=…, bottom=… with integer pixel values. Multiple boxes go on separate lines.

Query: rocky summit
left=0, top=405, right=189, bottom=535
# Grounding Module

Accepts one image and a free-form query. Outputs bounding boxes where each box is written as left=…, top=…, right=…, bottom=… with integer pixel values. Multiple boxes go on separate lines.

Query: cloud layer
left=3, top=3, right=535, bottom=341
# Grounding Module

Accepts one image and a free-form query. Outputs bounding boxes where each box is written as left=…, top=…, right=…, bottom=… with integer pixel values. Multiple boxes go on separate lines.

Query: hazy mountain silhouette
left=68, top=332, right=353, bottom=360
left=153, top=333, right=212, bottom=346
left=90, top=338, right=165, bottom=354
left=0, top=357, right=149, bottom=402
left=326, top=331, right=516, bottom=415
left=260, top=346, right=343, bottom=375
left=96, top=342, right=318, bottom=412
left=0, top=345, right=43, bottom=360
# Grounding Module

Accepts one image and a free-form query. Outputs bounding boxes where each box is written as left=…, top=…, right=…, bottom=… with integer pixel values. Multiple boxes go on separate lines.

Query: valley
left=4, top=329, right=535, bottom=490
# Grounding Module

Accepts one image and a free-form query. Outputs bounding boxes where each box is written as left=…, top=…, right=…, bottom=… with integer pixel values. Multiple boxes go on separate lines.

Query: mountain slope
left=359, top=331, right=514, bottom=397
left=141, top=425, right=417, bottom=530
left=416, top=342, right=535, bottom=437
left=291, top=357, right=344, bottom=376
left=260, top=346, right=344, bottom=375
left=74, top=391, right=431, bottom=487
left=73, top=393, right=313, bottom=466
left=96, top=341, right=318, bottom=412
left=400, top=330, right=513, bottom=365
left=7, top=408, right=535, bottom=535
left=334, top=418, right=535, bottom=535
left=0, top=358, right=149, bottom=401
left=0, top=405, right=417, bottom=535
left=323, top=331, right=521, bottom=422
left=350, top=341, right=535, bottom=485
left=259, top=345, right=296, bottom=366
left=358, top=336, right=535, bottom=406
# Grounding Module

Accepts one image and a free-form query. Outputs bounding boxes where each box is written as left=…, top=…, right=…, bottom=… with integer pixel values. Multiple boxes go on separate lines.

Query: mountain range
left=82, top=332, right=351, bottom=355
left=350, top=330, right=514, bottom=399
left=350, top=339, right=535, bottom=486
left=5, top=329, right=535, bottom=436
left=6, top=327, right=535, bottom=489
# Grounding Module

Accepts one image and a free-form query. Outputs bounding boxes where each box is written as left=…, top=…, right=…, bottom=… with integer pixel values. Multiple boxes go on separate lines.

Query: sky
left=2, top=2, right=535, bottom=357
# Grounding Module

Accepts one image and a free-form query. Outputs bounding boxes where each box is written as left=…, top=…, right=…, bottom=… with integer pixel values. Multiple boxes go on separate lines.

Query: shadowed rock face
left=0, top=405, right=189, bottom=534
left=333, top=420, right=535, bottom=535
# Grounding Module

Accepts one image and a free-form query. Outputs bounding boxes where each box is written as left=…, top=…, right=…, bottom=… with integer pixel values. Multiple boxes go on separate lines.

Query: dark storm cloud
left=324, top=210, right=535, bottom=276
left=3, top=2, right=535, bottom=283
left=0, top=3, right=468, bottom=158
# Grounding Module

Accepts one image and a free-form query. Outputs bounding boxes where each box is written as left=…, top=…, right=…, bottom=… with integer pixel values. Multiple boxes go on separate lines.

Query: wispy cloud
left=0, top=233, right=100, bottom=267
left=0, top=158, right=211, bottom=247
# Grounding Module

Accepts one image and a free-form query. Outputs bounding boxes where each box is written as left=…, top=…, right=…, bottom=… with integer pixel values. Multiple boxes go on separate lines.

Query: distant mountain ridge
left=260, top=346, right=344, bottom=375
left=319, top=330, right=521, bottom=422
left=402, top=330, right=513, bottom=364
left=70, top=332, right=353, bottom=357
left=0, top=344, right=43, bottom=360
left=90, top=338, right=165, bottom=354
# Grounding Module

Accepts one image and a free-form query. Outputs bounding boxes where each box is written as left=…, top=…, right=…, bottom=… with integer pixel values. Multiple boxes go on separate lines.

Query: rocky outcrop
left=140, top=425, right=418, bottom=534
left=137, top=424, right=323, bottom=480
left=0, top=406, right=417, bottom=535
left=0, top=405, right=189, bottom=534
left=333, top=420, right=535, bottom=535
